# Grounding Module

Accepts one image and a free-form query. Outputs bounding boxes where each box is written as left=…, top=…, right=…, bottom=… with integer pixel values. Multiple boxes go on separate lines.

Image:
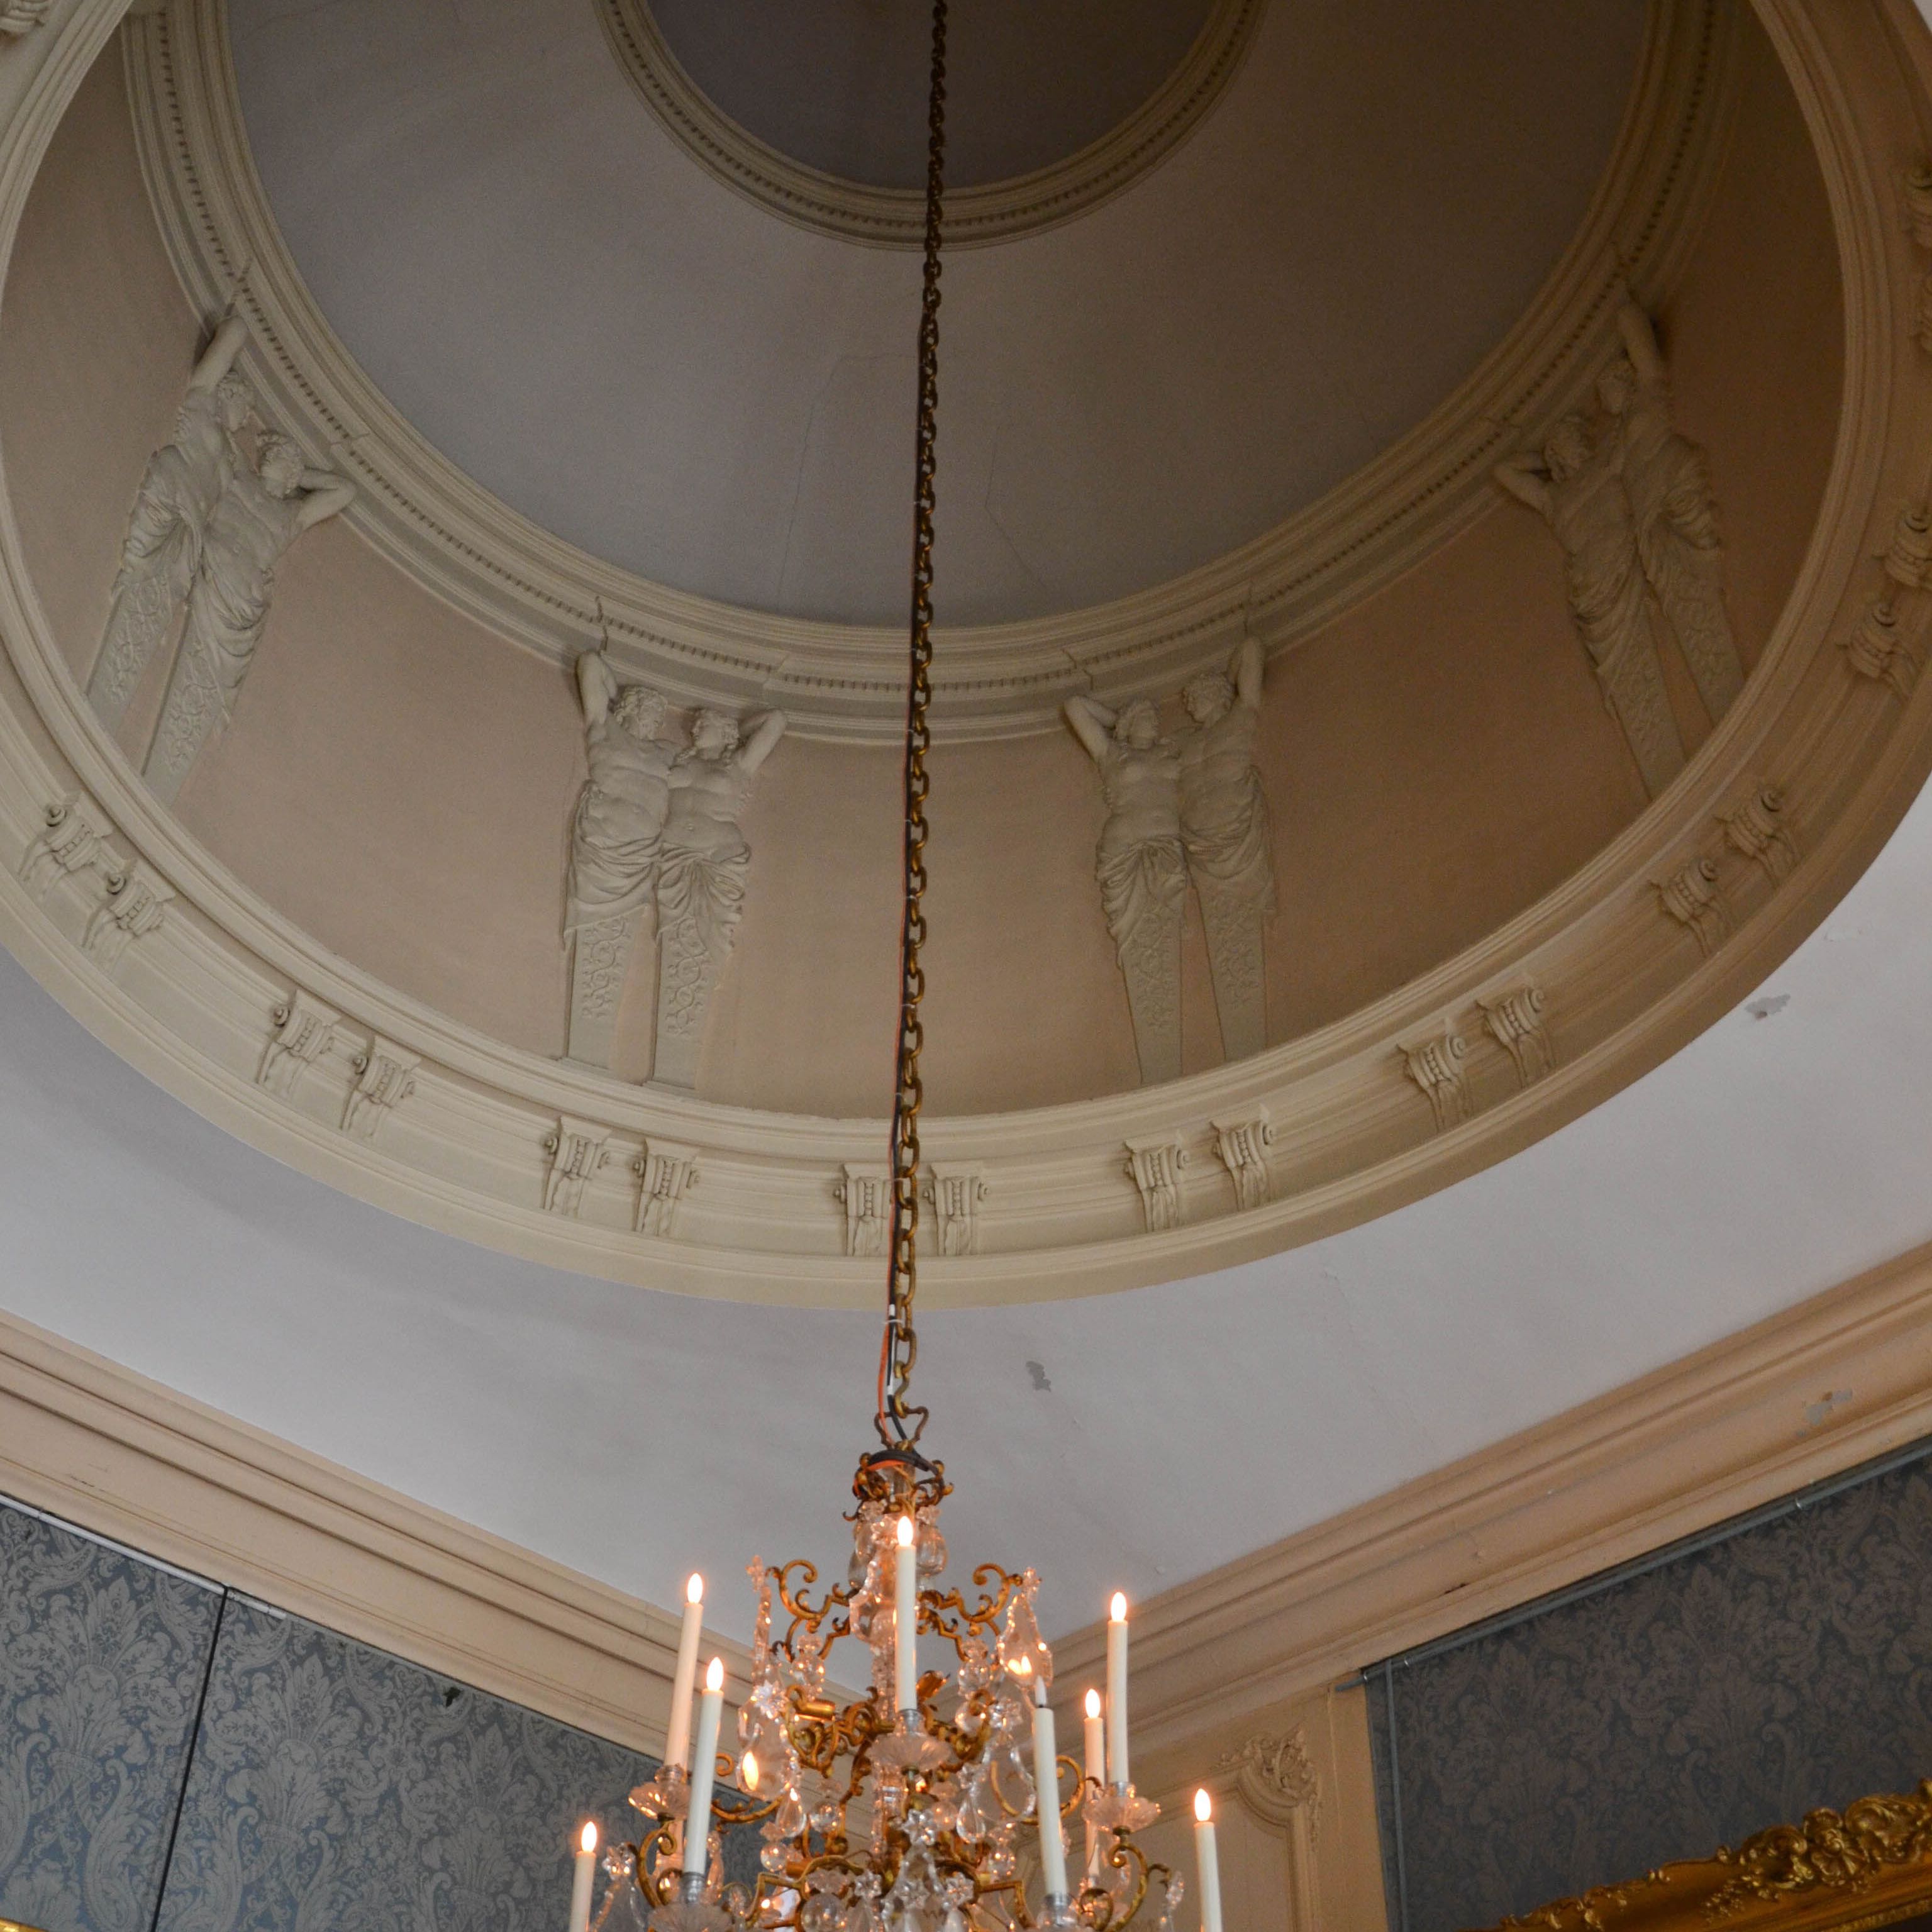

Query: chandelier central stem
left=878, top=0, right=948, bottom=1454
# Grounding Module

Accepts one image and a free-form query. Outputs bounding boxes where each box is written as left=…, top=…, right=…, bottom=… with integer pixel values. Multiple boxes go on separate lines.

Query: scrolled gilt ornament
left=1709, top=1782, right=1932, bottom=1914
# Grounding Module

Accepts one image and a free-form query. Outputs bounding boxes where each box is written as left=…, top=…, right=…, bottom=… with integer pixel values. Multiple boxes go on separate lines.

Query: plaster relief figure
left=1178, top=635, right=1275, bottom=1063
left=565, top=648, right=671, bottom=1069
left=88, top=316, right=251, bottom=728
left=145, top=433, right=353, bottom=803
left=650, top=705, right=787, bottom=1089
left=1599, top=301, right=1744, bottom=722
left=1495, top=416, right=1685, bottom=799
left=1064, top=694, right=1185, bottom=1085
left=0, top=2, right=50, bottom=37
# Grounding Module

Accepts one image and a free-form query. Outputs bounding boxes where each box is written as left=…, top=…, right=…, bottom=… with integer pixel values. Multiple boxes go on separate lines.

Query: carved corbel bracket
left=19, top=796, right=113, bottom=901
left=1843, top=597, right=1919, bottom=699
left=80, top=860, right=172, bottom=973
left=1653, top=856, right=1733, bottom=959
left=922, top=1162, right=987, bottom=1257
left=1209, top=1113, right=1274, bottom=1213
left=258, top=989, right=348, bottom=1099
left=1399, top=1029, right=1470, bottom=1133
left=1123, top=1138, right=1189, bottom=1233
left=1718, top=780, right=1799, bottom=887
left=1475, top=982, right=1553, bottom=1090
left=634, top=1139, right=699, bottom=1238
left=343, top=1037, right=419, bottom=1144
left=835, top=1163, right=892, bottom=1258
left=543, top=1116, right=611, bottom=1218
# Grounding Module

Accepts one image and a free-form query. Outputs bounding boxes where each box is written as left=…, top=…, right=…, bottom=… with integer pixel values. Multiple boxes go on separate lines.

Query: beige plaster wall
left=0, top=14, right=1843, bottom=1116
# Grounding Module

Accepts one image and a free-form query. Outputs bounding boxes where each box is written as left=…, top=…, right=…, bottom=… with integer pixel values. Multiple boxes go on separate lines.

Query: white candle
left=1082, top=1687, right=1105, bottom=1879
left=682, top=1658, right=724, bottom=1876
left=1105, top=1593, right=1130, bottom=1789
left=894, top=1516, right=919, bottom=1718
left=1194, top=1790, right=1223, bottom=1932
left=663, top=1574, right=706, bottom=1770
left=1031, top=1681, right=1069, bottom=1901
left=569, top=1821, right=598, bottom=1932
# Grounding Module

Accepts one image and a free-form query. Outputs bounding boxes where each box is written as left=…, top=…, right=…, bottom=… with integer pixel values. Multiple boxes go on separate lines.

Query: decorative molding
left=1718, top=781, right=1799, bottom=886
left=1124, top=1138, right=1189, bottom=1233
left=0, top=1302, right=753, bottom=1758
left=836, top=1164, right=892, bottom=1259
left=340, top=1036, right=418, bottom=1145
left=1399, top=1030, right=1471, bottom=1133
left=1050, top=1231, right=1932, bottom=1751
left=633, top=1138, right=698, bottom=1239
left=923, top=1163, right=987, bottom=1258
left=0, top=2, right=48, bottom=39
left=542, top=1116, right=611, bottom=1218
left=1476, top=983, right=1555, bottom=1089
left=79, top=857, right=170, bottom=971
left=597, top=0, right=1265, bottom=251
left=1211, top=1113, right=1274, bottom=1213
left=1883, top=501, right=1932, bottom=591
left=119, top=0, right=1741, bottom=741
left=0, top=0, right=1920, bottom=1305
left=1214, top=1729, right=1319, bottom=1835
left=1906, top=164, right=1932, bottom=252
left=257, top=987, right=344, bottom=1099
left=1653, top=856, right=1731, bottom=958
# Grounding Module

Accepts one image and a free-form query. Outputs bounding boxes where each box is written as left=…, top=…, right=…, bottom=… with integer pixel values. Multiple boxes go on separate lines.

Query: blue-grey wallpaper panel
left=0, top=1502, right=221, bottom=1932
left=1367, top=1448, right=1932, bottom=1932
left=151, top=1599, right=660, bottom=1932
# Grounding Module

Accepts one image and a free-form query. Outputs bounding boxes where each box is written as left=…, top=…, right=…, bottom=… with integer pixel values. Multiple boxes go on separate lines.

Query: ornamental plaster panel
left=117, top=0, right=1740, bottom=742
left=0, top=0, right=1921, bottom=1307
left=596, top=0, right=1264, bottom=251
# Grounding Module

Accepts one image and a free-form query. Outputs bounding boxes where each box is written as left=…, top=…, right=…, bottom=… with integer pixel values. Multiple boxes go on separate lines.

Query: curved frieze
left=0, top=0, right=1925, bottom=1308
left=594, top=0, right=1265, bottom=252
left=118, top=0, right=1738, bottom=743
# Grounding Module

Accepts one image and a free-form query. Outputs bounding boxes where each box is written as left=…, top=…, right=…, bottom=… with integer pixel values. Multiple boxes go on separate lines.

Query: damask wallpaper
left=0, top=1499, right=754, bottom=1932
left=0, top=1506, right=221, bottom=1932
left=1365, top=1445, right=1932, bottom=1932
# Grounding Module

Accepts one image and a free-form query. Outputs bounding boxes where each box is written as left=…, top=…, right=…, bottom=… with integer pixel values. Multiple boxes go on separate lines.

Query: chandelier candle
left=1031, top=1679, right=1069, bottom=1901
left=894, top=1514, right=919, bottom=1716
left=569, top=1822, right=598, bottom=1932
left=1194, top=1789, right=1224, bottom=1932
left=1083, top=1687, right=1106, bottom=1877
left=663, top=1574, right=706, bottom=1770
left=1106, top=1594, right=1130, bottom=1788
left=682, top=1658, right=725, bottom=1877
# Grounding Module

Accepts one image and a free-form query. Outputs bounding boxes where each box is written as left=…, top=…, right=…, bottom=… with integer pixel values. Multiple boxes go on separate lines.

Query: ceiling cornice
left=596, top=0, right=1265, bottom=251
left=123, top=0, right=1735, bottom=742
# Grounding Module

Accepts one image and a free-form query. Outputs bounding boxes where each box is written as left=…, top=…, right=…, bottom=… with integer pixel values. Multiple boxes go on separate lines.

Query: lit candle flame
left=686, top=1573, right=704, bottom=1605
left=1085, top=1688, right=1102, bottom=1720
left=705, top=1657, right=724, bottom=1694
left=1194, top=1789, right=1213, bottom=1824
left=1110, top=1592, right=1128, bottom=1623
left=897, top=1515, right=915, bottom=1547
left=580, top=1820, right=600, bottom=1852
left=741, top=1750, right=759, bottom=1793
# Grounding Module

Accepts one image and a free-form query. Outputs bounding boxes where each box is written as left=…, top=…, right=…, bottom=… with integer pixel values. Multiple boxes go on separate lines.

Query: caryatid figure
left=89, top=314, right=252, bottom=728
left=1064, top=694, right=1185, bottom=1085
left=1598, top=299, right=1744, bottom=723
left=1495, top=414, right=1684, bottom=799
left=1178, top=635, right=1277, bottom=1063
left=145, top=433, right=355, bottom=804
left=650, top=705, right=788, bottom=1090
left=564, top=648, right=672, bottom=1069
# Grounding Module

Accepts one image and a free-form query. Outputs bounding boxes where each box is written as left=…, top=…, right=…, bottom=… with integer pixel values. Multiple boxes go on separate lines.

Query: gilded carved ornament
left=1480, top=1781, right=1932, bottom=1932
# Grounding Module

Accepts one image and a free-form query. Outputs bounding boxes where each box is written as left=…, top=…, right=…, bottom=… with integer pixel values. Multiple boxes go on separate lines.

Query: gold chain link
left=877, top=0, right=948, bottom=1452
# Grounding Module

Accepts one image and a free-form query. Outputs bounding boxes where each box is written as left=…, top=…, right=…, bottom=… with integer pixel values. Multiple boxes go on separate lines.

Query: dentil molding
left=119, top=0, right=1738, bottom=742
left=596, top=0, right=1265, bottom=251
left=0, top=0, right=1928, bottom=1307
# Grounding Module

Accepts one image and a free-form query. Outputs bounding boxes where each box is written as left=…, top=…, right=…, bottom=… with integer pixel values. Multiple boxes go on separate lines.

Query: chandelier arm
left=878, top=0, right=948, bottom=1453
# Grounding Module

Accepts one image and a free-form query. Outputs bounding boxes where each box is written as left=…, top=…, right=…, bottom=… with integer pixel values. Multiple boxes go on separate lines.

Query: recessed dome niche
left=0, top=0, right=1920, bottom=1309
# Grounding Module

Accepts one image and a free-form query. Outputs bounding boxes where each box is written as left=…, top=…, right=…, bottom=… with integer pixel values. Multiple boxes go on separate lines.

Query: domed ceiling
left=226, top=0, right=1647, bottom=625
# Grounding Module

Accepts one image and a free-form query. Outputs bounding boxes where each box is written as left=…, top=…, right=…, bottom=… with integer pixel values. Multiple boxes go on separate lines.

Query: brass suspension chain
left=877, top=0, right=948, bottom=1452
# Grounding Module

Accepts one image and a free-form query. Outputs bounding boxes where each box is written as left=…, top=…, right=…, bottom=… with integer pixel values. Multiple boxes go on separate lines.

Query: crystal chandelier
left=569, top=6, right=1222, bottom=1928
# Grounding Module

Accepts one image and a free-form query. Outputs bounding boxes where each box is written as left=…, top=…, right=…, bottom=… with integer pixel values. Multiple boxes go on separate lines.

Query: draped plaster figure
left=1598, top=300, right=1744, bottom=722
left=1495, top=416, right=1685, bottom=799
left=88, top=315, right=251, bottom=727
left=1178, top=635, right=1275, bottom=1063
left=565, top=649, right=672, bottom=1068
left=650, top=706, right=787, bottom=1089
left=144, top=433, right=353, bottom=804
left=1064, top=694, right=1185, bottom=1085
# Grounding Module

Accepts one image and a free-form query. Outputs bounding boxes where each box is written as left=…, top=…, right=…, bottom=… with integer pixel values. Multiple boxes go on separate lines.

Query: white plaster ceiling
left=6, top=767, right=1932, bottom=1646
left=226, top=0, right=1646, bottom=626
